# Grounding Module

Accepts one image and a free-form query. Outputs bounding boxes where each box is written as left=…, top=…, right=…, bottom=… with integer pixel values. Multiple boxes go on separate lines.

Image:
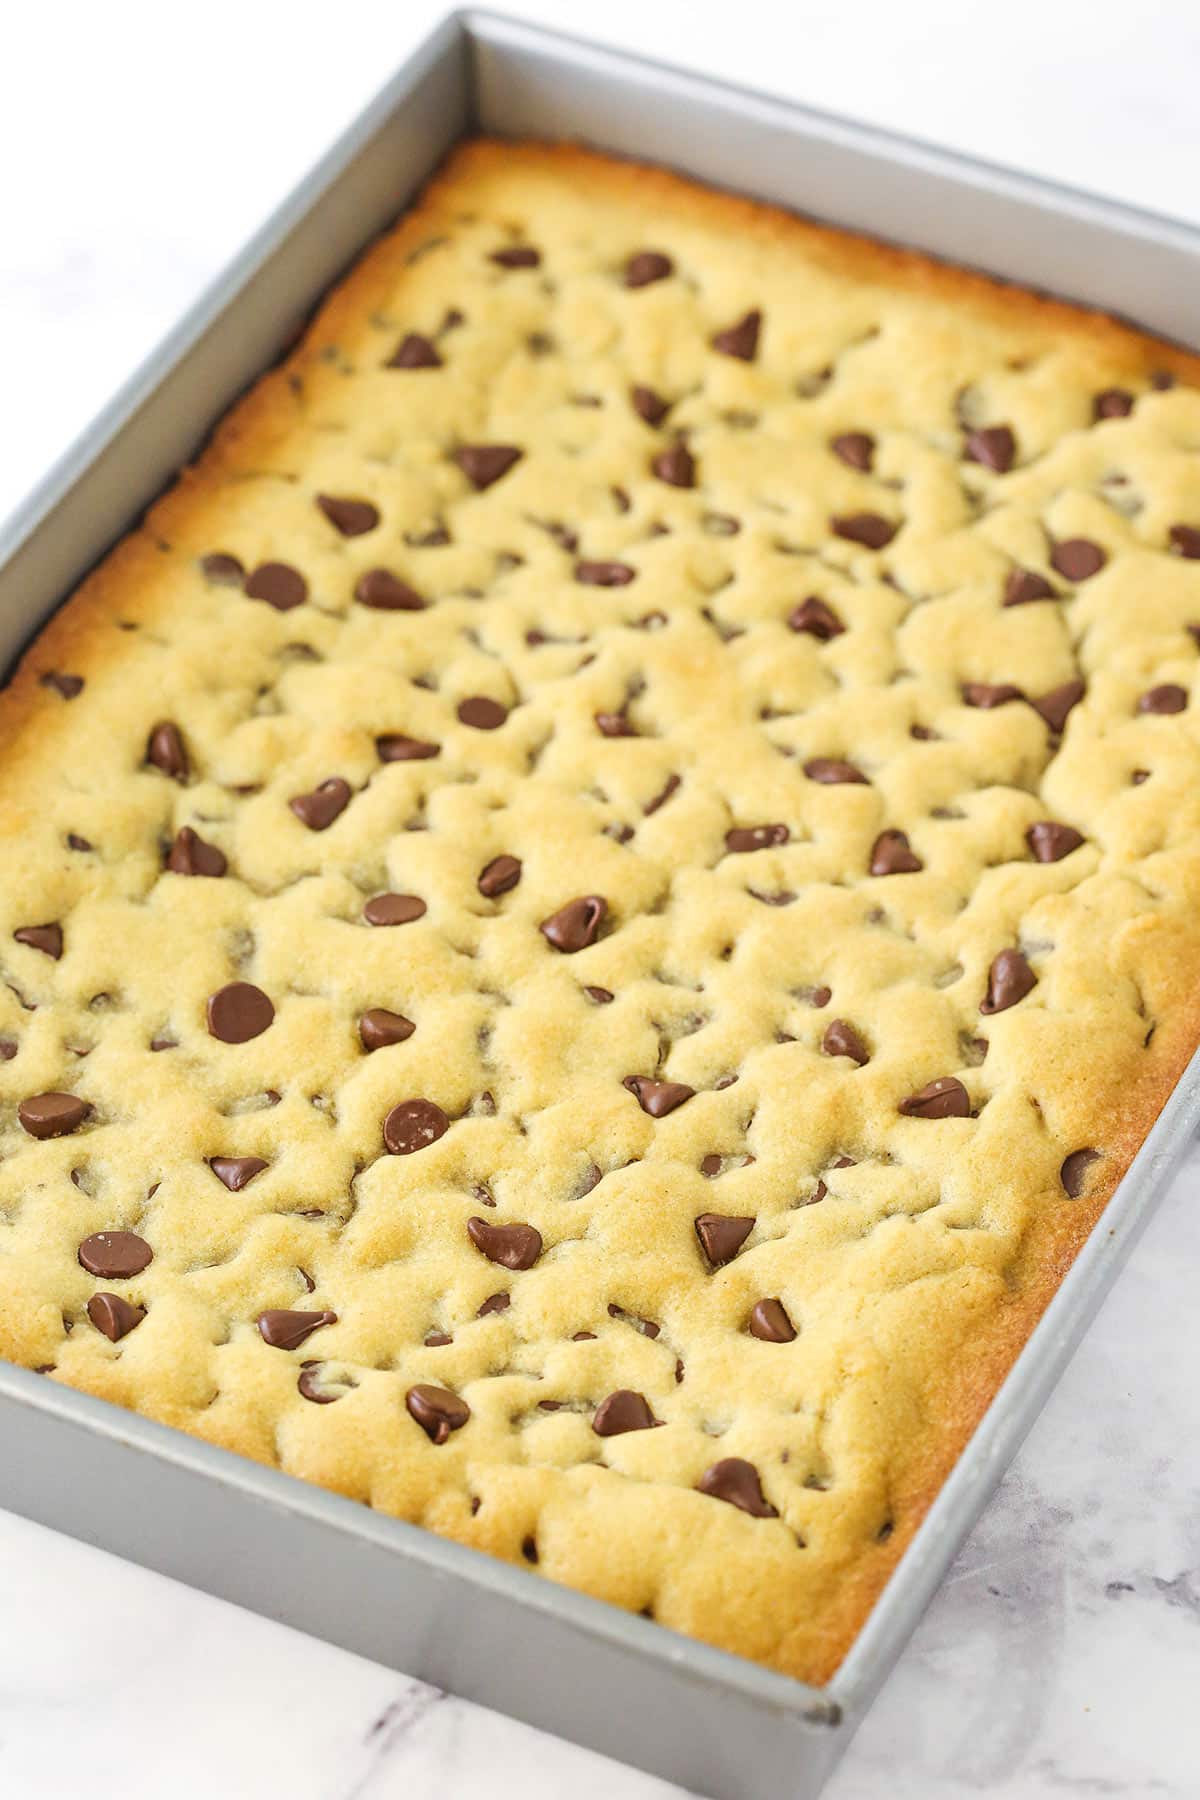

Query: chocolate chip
left=363, top=893, right=427, bottom=927
left=697, top=1457, right=777, bottom=1517
left=831, top=432, right=874, bottom=471
left=0, top=1039, right=16, bottom=1061
left=822, top=1019, right=869, bottom=1064
left=1169, top=524, right=1200, bottom=559
left=40, top=672, right=84, bottom=698
left=804, top=757, right=867, bottom=784
left=1004, top=568, right=1056, bottom=606
left=316, top=495, right=379, bottom=537
left=245, top=562, right=307, bottom=611
left=625, top=251, right=673, bottom=287
left=644, top=773, right=680, bottom=815
left=1027, top=820, right=1085, bottom=862
left=965, top=425, right=1015, bottom=473
left=18, top=1093, right=91, bottom=1138
left=632, top=385, right=670, bottom=426
left=457, top=695, right=507, bottom=730
left=869, top=829, right=922, bottom=875
left=1050, top=539, right=1106, bottom=581
left=258, top=1309, right=336, bottom=1350
left=78, top=1231, right=152, bottom=1278
left=789, top=596, right=844, bottom=639
left=467, top=1216, right=542, bottom=1270
left=899, top=1077, right=970, bottom=1119
left=491, top=245, right=540, bottom=268
left=712, top=310, right=761, bottom=360
left=297, top=1365, right=342, bottom=1403
left=1138, top=683, right=1188, bottom=715
left=208, top=1155, right=268, bottom=1191
left=748, top=1298, right=796, bottom=1343
left=354, top=568, right=426, bottom=611
left=207, top=982, right=274, bottom=1043
left=695, top=1213, right=754, bottom=1266
left=593, top=1390, right=660, bottom=1436
left=455, top=445, right=522, bottom=490
left=383, top=1099, right=448, bottom=1155
left=1094, top=388, right=1134, bottom=420
left=477, top=1291, right=510, bottom=1316
left=359, top=1008, right=416, bottom=1050
left=388, top=333, right=442, bottom=369
left=1060, top=1149, right=1100, bottom=1198
left=584, top=985, right=614, bottom=1005
left=87, top=1293, right=145, bottom=1342
left=289, top=777, right=351, bottom=830
left=376, top=733, right=440, bottom=768
left=595, top=711, right=635, bottom=737
left=624, top=1076, right=694, bottom=1117
left=980, top=948, right=1037, bottom=1015
left=200, top=552, right=245, bottom=584
left=963, top=681, right=1024, bottom=709
left=574, top=559, right=636, bottom=586
left=424, top=1332, right=453, bottom=1348
left=406, top=1383, right=470, bottom=1443
left=652, top=443, right=695, bottom=488
left=167, top=826, right=226, bottom=877
left=1033, top=680, right=1085, bottom=733
left=146, top=721, right=188, bottom=780
left=831, top=512, right=897, bottom=549
left=14, top=924, right=62, bottom=959
left=725, top=823, right=788, bottom=854
left=478, top=854, right=522, bottom=898
left=541, top=895, right=606, bottom=952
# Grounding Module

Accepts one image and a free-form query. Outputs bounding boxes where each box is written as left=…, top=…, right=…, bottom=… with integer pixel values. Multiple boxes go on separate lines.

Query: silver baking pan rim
left=2, top=13, right=1198, bottom=1797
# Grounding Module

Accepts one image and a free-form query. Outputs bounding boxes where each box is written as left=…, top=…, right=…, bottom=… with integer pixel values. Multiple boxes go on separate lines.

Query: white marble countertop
left=3, top=3, right=1199, bottom=1795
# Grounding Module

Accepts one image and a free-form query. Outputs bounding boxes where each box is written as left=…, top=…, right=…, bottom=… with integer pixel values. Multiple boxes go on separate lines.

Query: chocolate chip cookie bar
left=4, top=138, right=1200, bottom=1686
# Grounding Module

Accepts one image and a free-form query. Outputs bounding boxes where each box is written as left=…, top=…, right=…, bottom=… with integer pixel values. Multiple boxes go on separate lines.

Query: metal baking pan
left=2, top=13, right=1199, bottom=1799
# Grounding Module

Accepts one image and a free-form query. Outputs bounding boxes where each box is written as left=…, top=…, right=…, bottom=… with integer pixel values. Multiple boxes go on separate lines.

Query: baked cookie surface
left=3, top=139, right=1200, bottom=1685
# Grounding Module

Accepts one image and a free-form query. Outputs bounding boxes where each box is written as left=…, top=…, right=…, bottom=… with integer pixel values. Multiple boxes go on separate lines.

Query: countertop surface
left=2, top=3, right=1199, bottom=1795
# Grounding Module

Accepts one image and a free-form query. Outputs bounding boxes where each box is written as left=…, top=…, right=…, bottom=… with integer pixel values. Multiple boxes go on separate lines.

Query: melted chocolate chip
left=1138, top=683, right=1188, bottom=715
left=40, top=672, right=84, bottom=699
left=980, top=948, right=1037, bottom=1015
left=712, top=310, right=761, bottom=361
left=595, top=711, right=634, bottom=737
left=632, top=385, right=670, bottom=426
left=899, top=1077, right=970, bottom=1119
left=359, top=1008, right=416, bottom=1051
left=1169, top=524, right=1200, bottom=559
left=383, top=1099, right=449, bottom=1155
left=1033, top=680, right=1086, bottom=733
left=695, top=1213, right=754, bottom=1266
left=316, top=495, right=380, bottom=537
left=87, top=1292, right=145, bottom=1342
left=297, top=1365, right=342, bottom=1403
left=491, top=245, right=540, bottom=268
left=478, top=855, right=522, bottom=898
left=455, top=445, right=522, bottom=490
left=14, top=924, right=62, bottom=959
left=804, top=757, right=867, bottom=784
left=245, top=562, right=307, bottom=611
left=201, top=552, right=245, bottom=585
left=831, top=432, right=874, bottom=471
left=575, top=559, right=636, bottom=586
left=963, top=682, right=1024, bottom=709
left=363, top=893, right=426, bottom=927
left=540, top=896, right=606, bottom=952
left=625, top=251, right=673, bottom=288
left=831, top=512, right=897, bottom=549
left=964, top=425, right=1015, bottom=473
left=355, top=568, right=426, bottom=611
left=146, top=721, right=188, bottom=780
left=457, top=695, right=508, bottom=730
left=584, top=985, right=614, bottom=1005
left=697, top=1457, right=777, bottom=1517
left=870, top=829, right=922, bottom=876
left=387, top=334, right=442, bottom=369
left=822, top=1019, right=869, bottom=1064
left=166, top=827, right=226, bottom=877
left=1027, top=821, right=1084, bottom=863
left=207, top=982, right=274, bottom=1043
left=644, top=773, right=680, bottom=815
left=78, top=1231, right=152, bottom=1278
left=289, top=777, right=351, bottom=830
left=208, top=1155, right=268, bottom=1191
left=1094, top=388, right=1134, bottom=420
left=258, top=1309, right=336, bottom=1350
left=477, top=1291, right=510, bottom=1316
left=376, top=733, right=439, bottom=763
left=1060, top=1148, right=1100, bottom=1197
left=19, top=1093, right=91, bottom=1139
left=1051, top=538, right=1106, bottom=582
left=652, top=443, right=695, bottom=488
left=467, top=1216, right=542, bottom=1270
left=748, top=1298, right=796, bottom=1343
left=725, top=823, right=789, bottom=853
left=789, top=596, right=844, bottom=639
left=1004, top=568, right=1056, bottom=606
left=407, top=1383, right=470, bottom=1443
left=593, top=1390, right=660, bottom=1436
left=624, top=1076, right=694, bottom=1118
